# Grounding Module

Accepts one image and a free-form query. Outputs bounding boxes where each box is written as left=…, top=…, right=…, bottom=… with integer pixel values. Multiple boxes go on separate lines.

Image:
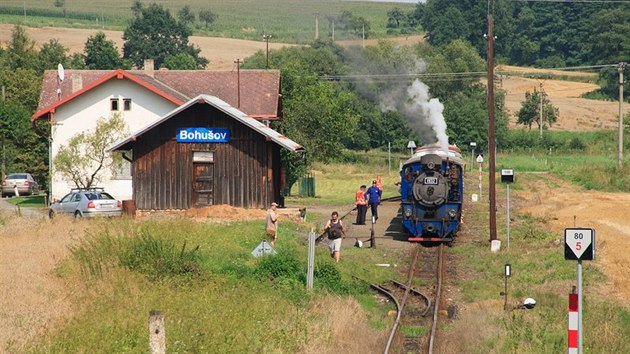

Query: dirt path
left=517, top=173, right=630, bottom=306
left=0, top=215, right=83, bottom=352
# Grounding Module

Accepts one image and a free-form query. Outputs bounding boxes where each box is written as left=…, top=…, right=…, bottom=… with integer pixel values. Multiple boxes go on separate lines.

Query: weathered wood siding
left=132, top=103, right=280, bottom=209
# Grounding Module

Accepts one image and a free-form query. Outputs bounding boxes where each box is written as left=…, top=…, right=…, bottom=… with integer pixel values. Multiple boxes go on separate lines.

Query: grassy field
left=4, top=194, right=47, bottom=208
left=16, top=213, right=402, bottom=352
left=439, top=166, right=630, bottom=353
left=0, top=0, right=416, bottom=43
left=287, top=150, right=408, bottom=206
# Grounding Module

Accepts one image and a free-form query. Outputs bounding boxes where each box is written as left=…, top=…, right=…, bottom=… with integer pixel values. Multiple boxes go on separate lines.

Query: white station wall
left=50, top=79, right=178, bottom=201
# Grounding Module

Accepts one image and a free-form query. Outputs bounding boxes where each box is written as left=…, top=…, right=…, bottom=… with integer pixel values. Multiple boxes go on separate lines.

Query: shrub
left=568, top=137, right=587, bottom=151
left=254, top=251, right=302, bottom=280
left=314, top=261, right=350, bottom=294
left=119, top=233, right=204, bottom=280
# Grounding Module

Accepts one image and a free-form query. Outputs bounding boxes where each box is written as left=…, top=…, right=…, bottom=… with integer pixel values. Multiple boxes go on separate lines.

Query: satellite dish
left=57, top=64, right=65, bottom=81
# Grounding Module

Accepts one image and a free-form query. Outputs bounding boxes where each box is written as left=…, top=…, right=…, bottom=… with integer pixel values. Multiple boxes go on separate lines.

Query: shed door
left=193, top=163, right=214, bottom=207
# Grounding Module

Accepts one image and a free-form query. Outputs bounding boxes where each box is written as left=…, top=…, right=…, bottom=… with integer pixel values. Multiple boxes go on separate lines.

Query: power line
left=320, top=65, right=619, bottom=81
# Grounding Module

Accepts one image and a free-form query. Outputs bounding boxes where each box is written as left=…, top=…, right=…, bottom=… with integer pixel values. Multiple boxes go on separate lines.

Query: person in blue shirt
left=365, top=180, right=382, bottom=222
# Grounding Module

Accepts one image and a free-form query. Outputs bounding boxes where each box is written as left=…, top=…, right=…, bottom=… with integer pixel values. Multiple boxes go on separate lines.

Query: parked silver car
left=1, top=173, right=39, bottom=197
left=48, top=188, right=123, bottom=218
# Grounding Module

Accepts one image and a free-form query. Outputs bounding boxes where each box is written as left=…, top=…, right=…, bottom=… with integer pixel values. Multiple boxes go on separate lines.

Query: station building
left=109, top=95, right=304, bottom=210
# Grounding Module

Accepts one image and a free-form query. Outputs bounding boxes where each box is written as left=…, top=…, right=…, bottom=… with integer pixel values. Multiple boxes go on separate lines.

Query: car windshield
left=85, top=192, right=115, bottom=200
left=6, top=174, right=27, bottom=179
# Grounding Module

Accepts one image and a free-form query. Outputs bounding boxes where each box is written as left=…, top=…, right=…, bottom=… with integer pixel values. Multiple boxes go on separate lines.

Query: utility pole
left=315, top=13, right=319, bottom=40
left=618, top=62, right=626, bottom=167
left=262, top=34, right=272, bottom=69
left=332, top=19, right=335, bottom=41
left=234, top=59, right=241, bottom=109
left=486, top=11, right=498, bottom=243
left=362, top=24, right=365, bottom=48
left=539, top=82, right=544, bottom=139
left=1, top=86, right=5, bottom=181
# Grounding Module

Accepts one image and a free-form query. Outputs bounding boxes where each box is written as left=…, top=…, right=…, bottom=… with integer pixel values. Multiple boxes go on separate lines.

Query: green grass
left=441, top=165, right=630, bottom=353
left=4, top=194, right=47, bottom=208
left=0, top=1, right=416, bottom=43
left=287, top=152, right=408, bottom=206
left=28, top=214, right=404, bottom=352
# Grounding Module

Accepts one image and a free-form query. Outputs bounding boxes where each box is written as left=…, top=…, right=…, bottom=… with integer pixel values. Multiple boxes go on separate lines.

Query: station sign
left=177, top=128, right=230, bottom=143
left=564, top=228, right=595, bottom=261
left=476, top=154, right=484, bottom=163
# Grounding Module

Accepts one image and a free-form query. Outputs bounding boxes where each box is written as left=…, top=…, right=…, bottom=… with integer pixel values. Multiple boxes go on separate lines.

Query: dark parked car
left=48, top=188, right=122, bottom=218
left=1, top=173, right=39, bottom=197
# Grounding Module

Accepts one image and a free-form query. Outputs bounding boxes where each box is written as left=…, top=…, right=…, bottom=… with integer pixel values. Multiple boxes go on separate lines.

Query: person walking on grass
left=365, top=180, right=382, bottom=222
left=355, top=185, right=367, bottom=225
left=324, top=211, right=346, bottom=262
left=266, top=202, right=279, bottom=248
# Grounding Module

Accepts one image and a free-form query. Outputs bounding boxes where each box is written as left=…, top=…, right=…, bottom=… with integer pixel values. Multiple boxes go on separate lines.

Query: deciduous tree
left=123, top=3, right=208, bottom=69
left=85, top=32, right=126, bottom=70
left=516, top=88, right=558, bottom=130
left=38, top=39, right=68, bottom=74
left=1, top=25, right=38, bottom=70
left=178, top=6, right=195, bottom=26
left=162, top=53, right=198, bottom=70
left=199, top=9, right=217, bottom=29
left=54, top=114, right=127, bottom=189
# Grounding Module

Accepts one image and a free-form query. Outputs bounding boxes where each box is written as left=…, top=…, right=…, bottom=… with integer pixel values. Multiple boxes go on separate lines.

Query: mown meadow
left=0, top=0, right=415, bottom=43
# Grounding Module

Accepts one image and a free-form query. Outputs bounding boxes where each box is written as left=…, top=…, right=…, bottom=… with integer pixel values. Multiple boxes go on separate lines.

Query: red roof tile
left=34, top=69, right=281, bottom=121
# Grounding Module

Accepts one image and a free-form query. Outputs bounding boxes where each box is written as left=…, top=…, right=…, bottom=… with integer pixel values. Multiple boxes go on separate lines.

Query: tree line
left=413, top=0, right=630, bottom=100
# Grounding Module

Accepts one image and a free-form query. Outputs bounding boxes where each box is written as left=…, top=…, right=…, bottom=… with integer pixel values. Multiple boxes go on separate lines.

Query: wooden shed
left=109, top=95, right=304, bottom=210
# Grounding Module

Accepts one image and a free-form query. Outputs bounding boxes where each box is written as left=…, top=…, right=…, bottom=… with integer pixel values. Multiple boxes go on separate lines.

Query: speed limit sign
left=564, top=228, right=595, bottom=261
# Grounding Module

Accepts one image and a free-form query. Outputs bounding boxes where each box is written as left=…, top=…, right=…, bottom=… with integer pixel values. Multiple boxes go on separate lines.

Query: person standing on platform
left=365, top=180, right=382, bottom=221
left=355, top=185, right=367, bottom=225
left=266, top=202, right=279, bottom=248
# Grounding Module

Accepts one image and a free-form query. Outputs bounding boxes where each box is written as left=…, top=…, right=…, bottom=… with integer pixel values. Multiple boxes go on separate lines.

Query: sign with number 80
left=565, top=228, right=595, bottom=261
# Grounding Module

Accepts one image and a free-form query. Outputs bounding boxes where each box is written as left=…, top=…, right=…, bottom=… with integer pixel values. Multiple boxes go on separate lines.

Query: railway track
left=378, top=243, right=446, bottom=354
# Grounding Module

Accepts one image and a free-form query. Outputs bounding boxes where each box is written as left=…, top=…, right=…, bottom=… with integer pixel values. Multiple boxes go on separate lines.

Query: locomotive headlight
left=404, top=207, right=413, bottom=218
left=448, top=209, right=457, bottom=219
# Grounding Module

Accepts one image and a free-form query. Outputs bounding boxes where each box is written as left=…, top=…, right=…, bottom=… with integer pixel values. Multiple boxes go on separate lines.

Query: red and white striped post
left=476, top=154, right=484, bottom=198
left=568, top=291, right=578, bottom=354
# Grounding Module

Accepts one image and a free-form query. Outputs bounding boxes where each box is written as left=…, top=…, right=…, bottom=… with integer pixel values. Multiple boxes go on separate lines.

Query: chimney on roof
left=72, top=73, right=83, bottom=93
left=144, top=59, right=155, bottom=77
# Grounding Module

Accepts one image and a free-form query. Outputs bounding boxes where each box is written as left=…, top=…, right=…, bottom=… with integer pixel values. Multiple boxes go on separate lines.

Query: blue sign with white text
left=177, top=128, right=230, bottom=143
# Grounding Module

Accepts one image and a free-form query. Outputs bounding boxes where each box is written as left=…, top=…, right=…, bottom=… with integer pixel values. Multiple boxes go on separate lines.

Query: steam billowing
left=382, top=79, right=449, bottom=152
left=346, top=46, right=449, bottom=152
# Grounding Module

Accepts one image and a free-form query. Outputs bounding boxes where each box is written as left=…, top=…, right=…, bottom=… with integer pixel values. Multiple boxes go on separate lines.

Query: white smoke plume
left=344, top=47, right=449, bottom=151
left=403, top=80, right=449, bottom=152
left=378, top=77, right=449, bottom=152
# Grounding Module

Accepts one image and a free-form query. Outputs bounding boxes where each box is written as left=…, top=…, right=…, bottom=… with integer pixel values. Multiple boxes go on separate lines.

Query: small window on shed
left=123, top=98, right=132, bottom=111
left=110, top=98, right=119, bottom=111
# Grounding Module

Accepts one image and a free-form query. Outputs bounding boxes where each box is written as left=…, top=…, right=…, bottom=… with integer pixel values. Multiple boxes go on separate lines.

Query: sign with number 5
left=564, top=228, right=595, bottom=261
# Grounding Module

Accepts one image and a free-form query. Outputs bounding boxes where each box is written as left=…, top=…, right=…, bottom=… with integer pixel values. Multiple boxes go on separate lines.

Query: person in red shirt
left=375, top=175, right=383, bottom=192
left=355, top=185, right=367, bottom=225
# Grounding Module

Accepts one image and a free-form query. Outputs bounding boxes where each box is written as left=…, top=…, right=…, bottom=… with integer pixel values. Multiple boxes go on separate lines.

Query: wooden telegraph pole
left=618, top=62, right=625, bottom=167
left=487, top=12, right=498, bottom=242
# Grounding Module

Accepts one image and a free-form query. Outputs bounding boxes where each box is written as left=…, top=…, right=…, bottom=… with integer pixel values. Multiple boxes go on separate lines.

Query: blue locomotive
left=400, top=144, right=464, bottom=242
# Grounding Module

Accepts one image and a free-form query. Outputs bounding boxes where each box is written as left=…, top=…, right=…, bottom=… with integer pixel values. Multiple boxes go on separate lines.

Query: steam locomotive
left=400, top=144, right=464, bottom=242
